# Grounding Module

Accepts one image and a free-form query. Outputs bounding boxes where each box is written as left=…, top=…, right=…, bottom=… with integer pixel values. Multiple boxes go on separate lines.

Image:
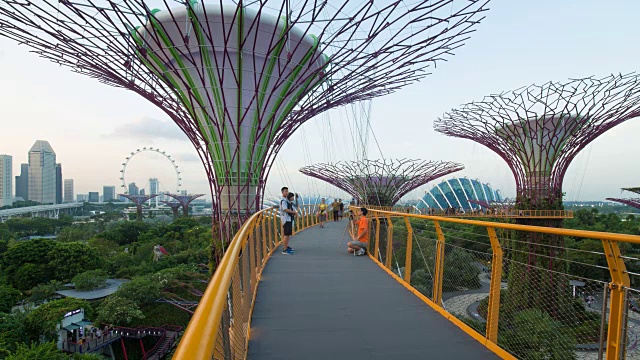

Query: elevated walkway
left=247, top=220, right=498, bottom=359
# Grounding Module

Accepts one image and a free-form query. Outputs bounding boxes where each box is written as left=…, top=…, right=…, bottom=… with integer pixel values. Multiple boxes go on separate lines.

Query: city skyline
left=0, top=1, right=639, bottom=202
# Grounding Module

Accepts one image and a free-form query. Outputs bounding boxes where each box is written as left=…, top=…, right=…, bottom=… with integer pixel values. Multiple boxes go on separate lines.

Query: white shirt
left=280, top=197, right=294, bottom=222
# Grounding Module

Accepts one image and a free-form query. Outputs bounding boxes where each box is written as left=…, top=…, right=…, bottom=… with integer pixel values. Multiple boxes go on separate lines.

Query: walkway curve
left=247, top=220, right=500, bottom=359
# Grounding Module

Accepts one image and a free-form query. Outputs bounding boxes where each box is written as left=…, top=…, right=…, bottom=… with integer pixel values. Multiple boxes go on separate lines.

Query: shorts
left=319, top=213, right=326, bottom=221
left=283, top=221, right=293, bottom=236
left=349, top=241, right=367, bottom=249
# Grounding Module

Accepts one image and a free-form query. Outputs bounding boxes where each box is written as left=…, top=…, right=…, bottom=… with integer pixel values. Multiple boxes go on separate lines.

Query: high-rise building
left=88, top=192, right=99, bottom=202
left=0, top=155, right=12, bottom=206
left=77, top=194, right=88, bottom=202
left=63, top=179, right=74, bottom=203
left=128, top=182, right=139, bottom=196
left=149, top=178, right=159, bottom=196
left=140, top=189, right=145, bottom=196
left=15, top=163, right=28, bottom=201
left=55, top=163, right=62, bottom=204
left=28, top=140, right=57, bottom=204
left=103, top=186, right=116, bottom=202
left=180, top=189, right=187, bottom=196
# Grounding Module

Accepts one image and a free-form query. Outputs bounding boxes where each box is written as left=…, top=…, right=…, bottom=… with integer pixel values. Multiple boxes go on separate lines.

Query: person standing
left=348, top=207, right=369, bottom=256
left=331, top=198, right=340, bottom=222
left=318, top=198, right=328, bottom=228
left=339, top=199, right=344, bottom=220
left=280, top=187, right=297, bottom=255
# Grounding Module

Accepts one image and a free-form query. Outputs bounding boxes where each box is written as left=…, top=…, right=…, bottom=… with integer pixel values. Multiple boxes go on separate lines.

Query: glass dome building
left=416, top=178, right=503, bottom=211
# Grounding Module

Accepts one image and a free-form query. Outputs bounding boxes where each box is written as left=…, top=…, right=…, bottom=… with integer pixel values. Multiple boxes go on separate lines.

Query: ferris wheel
left=120, top=147, right=182, bottom=195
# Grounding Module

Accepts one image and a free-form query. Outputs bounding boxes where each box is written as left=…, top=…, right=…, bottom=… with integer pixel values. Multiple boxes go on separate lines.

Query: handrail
left=370, top=209, right=640, bottom=244
left=360, top=207, right=640, bottom=360
left=173, top=209, right=266, bottom=359
left=174, top=205, right=319, bottom=359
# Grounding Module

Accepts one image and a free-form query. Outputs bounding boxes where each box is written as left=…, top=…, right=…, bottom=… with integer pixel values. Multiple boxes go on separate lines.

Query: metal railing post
left=261, top=215, right=268, bottom=262
left=598, top=283, right=609, bottom=360
left=404, top=216, right=413, bottom=284
left=485, top=227, right=503, bottom=343
left=432, top=220, right=445, bottom=305
left=374, top=215, right=381, bottom=259
left=602, top=239, right=631, bottom=360
left=385, top=214, right=393, bottom=270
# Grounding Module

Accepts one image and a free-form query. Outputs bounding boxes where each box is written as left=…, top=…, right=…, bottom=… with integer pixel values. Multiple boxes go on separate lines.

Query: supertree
left=606, top=198, right=640, bottom=210
left=299, top=159, right=464, bottom=206
left=434, top=73, right=640, bottom=319
left=0, top=0, right=489, bottom=263
left=607, top=187, right=640, bottom=210
left=120, top=194, right=159, bottom=221
left=166, top=194, right=205, bottom=217
left=161, top=200, right=183, bottom=218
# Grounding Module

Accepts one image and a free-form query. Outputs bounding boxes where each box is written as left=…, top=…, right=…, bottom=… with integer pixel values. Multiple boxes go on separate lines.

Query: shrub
left=72, top=270, right=107, bottom=291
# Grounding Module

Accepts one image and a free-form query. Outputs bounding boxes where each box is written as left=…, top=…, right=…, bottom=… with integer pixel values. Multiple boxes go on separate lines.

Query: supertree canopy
left=0, top=0, right=489, bottom=256
left=299, top=159, right=464, bottom=206
left=622, top=187, right=640, bottom=195
left=120, top=194, right=159, bottom=221
left=162, top=200, right=183, bottom=218
left=167, top=194, right=205, bottom=216
left=435, top=73, right=640, bottom=210
left=606, top=198, right=640, bottom=210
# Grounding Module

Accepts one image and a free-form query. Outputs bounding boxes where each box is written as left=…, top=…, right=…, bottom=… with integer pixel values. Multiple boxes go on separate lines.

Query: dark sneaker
left=282, top=248, right=293, bottom=255
left=286, top=246, right=294, bottom=252
left=355, top=248, right=366, bottom=256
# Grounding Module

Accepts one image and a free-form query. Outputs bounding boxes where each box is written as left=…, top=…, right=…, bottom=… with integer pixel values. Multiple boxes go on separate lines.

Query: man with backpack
left=280, top=187, right=297, bottom=255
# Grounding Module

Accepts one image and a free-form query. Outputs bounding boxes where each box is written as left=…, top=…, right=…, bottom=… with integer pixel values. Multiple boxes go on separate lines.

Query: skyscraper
left=28, top=140, right=56, bottom=204
left=103, top=186, right=116, bottom=202
left=55, top=163, right=62, bottom=204
left=0, top=155, right=12, bottom=206
left=128, top=182, right=139, bottom=196
left=149, top=178, right=159, bottom=195
left=76, top=194, right=88, bottom=202
left=15, top=163, right=28, bottom=201
left=64, top=179, right=74, bottom=203
left=14, top=163, right=28, bottom=201
left=88, top=192, right=99, bottom=202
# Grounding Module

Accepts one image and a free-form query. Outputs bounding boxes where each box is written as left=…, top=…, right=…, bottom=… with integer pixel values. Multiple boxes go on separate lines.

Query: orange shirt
left=357, top=216, right=369, bottom=243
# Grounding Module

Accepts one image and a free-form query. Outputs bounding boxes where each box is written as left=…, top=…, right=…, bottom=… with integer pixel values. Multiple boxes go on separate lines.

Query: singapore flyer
left=120, top=147, right=182, bottom=197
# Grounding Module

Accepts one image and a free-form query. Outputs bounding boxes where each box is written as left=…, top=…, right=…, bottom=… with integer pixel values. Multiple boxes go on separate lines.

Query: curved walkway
left=247, top=220, right=500, bottom=359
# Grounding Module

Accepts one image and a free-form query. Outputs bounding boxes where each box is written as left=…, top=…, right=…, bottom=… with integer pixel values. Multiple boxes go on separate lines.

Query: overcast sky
left=0, top=0, right=638, bottom=202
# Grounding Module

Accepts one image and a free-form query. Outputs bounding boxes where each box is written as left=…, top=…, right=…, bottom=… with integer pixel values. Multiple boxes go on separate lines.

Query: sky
left=0, top=0, right=639, bottom=203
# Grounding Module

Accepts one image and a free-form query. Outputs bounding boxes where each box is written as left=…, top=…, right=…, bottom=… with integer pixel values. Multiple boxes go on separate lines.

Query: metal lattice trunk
left=120, top=194, right=159, bottom=221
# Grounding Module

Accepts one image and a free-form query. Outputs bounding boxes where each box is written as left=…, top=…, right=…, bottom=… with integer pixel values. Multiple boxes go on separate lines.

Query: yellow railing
left=173, top=205, right=319, bottom=360
left=364, top=205, right=573, bottom=219
left=360, top=208, right=640, bottom=360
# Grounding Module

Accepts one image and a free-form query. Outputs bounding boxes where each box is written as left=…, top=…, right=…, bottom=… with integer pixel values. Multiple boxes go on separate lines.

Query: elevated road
left=0, top=203, right=83, bottom=222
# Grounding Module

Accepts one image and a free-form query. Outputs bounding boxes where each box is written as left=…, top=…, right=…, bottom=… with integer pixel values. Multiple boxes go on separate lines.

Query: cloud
left=104, top=117, right=188, bottom=141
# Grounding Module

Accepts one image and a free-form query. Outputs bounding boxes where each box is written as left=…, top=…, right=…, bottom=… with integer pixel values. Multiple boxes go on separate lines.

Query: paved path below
left=247, top=220, right=500, bottom=360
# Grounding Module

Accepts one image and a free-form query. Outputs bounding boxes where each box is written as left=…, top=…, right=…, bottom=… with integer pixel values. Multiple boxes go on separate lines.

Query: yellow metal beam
left=404, top=217, right=413, bottom=284
left=374, top=216, right=381, bottom=259
left=385, top=214, right=393, bottom=270
left=485, top=227, right=502, bottom=343
left=432, top=220, right=445, bottom=305
left=603, top=239, right=631, bottom=360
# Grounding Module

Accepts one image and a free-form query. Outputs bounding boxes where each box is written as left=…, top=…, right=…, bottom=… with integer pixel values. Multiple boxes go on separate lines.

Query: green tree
left=96, top=296, right=144, bottom=326
left=102, top=221, right=150, bottom=245
left=115, top=276, right=162, bottom=305
left=28, top=280, right=63, bottom=304
left=0, top=285, right=21, bottom=313
left=0, top=311, right=30, bottom=355
left=71, top=270, right=107, bottom=291
left=502, top=309, right=576, bottom=360
left=4, top=342, right=67, bottom=360
left=49, top=242, right=102, bottom=280
left=26, top=298, right=92, bottom=340
left=1, top=238, right=57, bottom=290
